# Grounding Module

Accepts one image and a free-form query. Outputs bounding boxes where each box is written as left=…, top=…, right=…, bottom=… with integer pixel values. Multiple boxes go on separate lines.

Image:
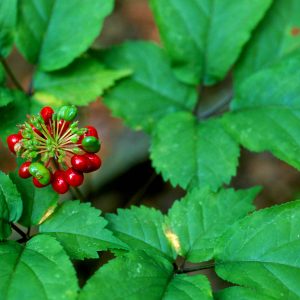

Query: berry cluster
left=7, top=105, right=102, bottom=194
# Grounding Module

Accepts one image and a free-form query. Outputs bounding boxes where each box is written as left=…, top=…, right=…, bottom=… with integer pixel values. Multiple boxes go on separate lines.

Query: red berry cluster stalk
left=7, top=105, right=102, bottom=194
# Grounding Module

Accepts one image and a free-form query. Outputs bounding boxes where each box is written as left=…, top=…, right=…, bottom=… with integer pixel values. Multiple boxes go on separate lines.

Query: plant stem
left=70, top=186, right=86, bottom=202
left=11, top=223, right=27, bottom=240
left=177, top=262, right=215, bottom=274
left=124, top=172, right=157, bottom=208
left=0, top=57, right=25, bottom=92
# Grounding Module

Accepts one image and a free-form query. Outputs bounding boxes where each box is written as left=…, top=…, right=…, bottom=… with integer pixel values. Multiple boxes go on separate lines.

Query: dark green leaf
left=150, top=0, right=272, bottom=85
left=151, top=112, right=239, bottom=190
left=100, top=41, right=197, bottom=133
left=0, top=235, right=78, bottom=299
left=235, top=0, right=300, bottom=87
left=0, top=171, right=22, bottom=240
left=166, top=187, right=260, bottom=262
left=0, top=89, right=30, bottom=141
left=215, top=200, right=300, bottom=299
left=0, top=0, right=17, bottom=57
left=34, top=57, right=131, bottom=106
left=106, top=205, right=176, bottom=260
left=79, top=250, right=213, bottom=299
left=215, top=287, right=275, bottom=300
left=224, top=55, right=300, bottom=171
left=40, top=200, right=127, bottom=259
left=0, top=88, right=15, bottom=107
left=9, top=171, right=58, bottom=227
left=16, top=0, right=114, bottom=70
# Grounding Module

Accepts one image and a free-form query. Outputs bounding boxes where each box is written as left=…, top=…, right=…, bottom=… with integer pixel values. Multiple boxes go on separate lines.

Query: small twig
left=0, top=57, right=25, bottom=92
left=124, top=172, right=157, bottom=208
left=197, top=92, right=232, bottom=119
left=70, top=186, right=86, bottom=202
left=176, top=262, right=215, bottom=274
left=11, top=223, right=27, bottom=240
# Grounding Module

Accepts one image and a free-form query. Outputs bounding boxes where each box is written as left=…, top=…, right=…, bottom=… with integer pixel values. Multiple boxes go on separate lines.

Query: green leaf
left=106, top=205, right=176, bottom=260
left=0, top=88, right=15, bottom=107
left=9, top=172, right=58, bottom=227
left=0, top=235, right=78, bottom=299
left=215, top=287, right=275, bottom=300
left=99, top=41, right=197, bottom=133
left=163, top=274, right=212, bottom=300
left=0, top=65, right=5, bottom=85
left=79, top=250, right=213, bottom=299
left=166, top=187, right=260, bottom=262
left=40, top=200, right=126, bottom=259
left=0, top=171, right=22, bottom=240
left=0, top=0, right=17, bottom=57
left=149, top=0, right=272, bottom=85
left=16, top=0, right=114, bottom=71
left=224, top=55, right=300, bottom=171
left=215, top=200, right=300, bottom=299
left=151, top=112, right=239, bottom=190
left=0, top=89, right=30, bottom=141
left=34, top=57, right=131, bottom=106
left=235, top=0, right=300, bottom=87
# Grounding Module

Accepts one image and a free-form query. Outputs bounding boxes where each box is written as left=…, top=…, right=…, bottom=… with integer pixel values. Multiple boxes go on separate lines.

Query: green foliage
left=0, top=87, right=15, bottom=107
left=0, top=0, right=17, bottom=57
left=1, top=0, right=300, bottom=298
left=34, top=57, right=131, bottom=106
left=16, top=0, right=114, bottom=71
left=215, top=200, right=300, bottom=299
left=223, top=55, right=300, bottom=171
left=40, top=200, right=127, bottom=259
left=9, top=172, right=58, bottom=227
left=0, top=235, right=78, bottom=300
left=235, top=0, right=300, bottom=87
left=0, top=171, right=22, bottom=240
left=0, top=89, right=30, bottom=141
left=150, top=0, right=272, bottom=85
left=106, top=205, right=176, bottom=260
left=215, top=287, right=274, bottom=300
left=79, top=250, right=213, bottom=299
left=166, top=187, right=260, bottom=262
left=151, top=112, right=239, bottom=190
left=100, top=41, right=197, bottom=132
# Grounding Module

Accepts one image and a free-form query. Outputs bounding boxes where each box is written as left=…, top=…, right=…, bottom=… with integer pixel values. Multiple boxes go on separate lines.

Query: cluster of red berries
left=7, top=105, right=102, bottom=194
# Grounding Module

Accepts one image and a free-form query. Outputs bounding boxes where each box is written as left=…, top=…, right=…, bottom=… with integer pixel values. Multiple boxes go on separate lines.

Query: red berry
left=40, top=106, right=54, bottom=124
left=79, top=125, right=99, bottom=143
left=85, top=153, right=102, bottom=172
left=71, top=155, right=93, bottom=173
left=65, top=168, right=84, bottom=187
left=7, top=133, right=22, bottom=154
left=33, top=177, right=48, bottom=188
left=52, top=170, right=69, bottom=194
left=58, top=120, right=70, bottom=134
left=31, top=125, right=43, bottom=137
left=18, top=161, right=32, bottom=179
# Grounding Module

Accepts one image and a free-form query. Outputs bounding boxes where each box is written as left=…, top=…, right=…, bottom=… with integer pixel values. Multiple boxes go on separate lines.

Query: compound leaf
left=235, top=0, right=300, bottom=87
left=40, top=200, right=126, bottom=259
left=166, top=187, right=260, bottom=262
left=106, top=205, right=176, bottom=261
left=0, top=235, right=78, bottom=299
left=150, top=0, right=272, bottom=85
left=34, top=57, right=131, bottom=106
left=16, top=0, right=114, bottom=70
left=99, top=41, right=197, bottom=133
left=79, top=251, right=213, bottom=300
left=151, top=112, right=239, bottom=190
left=216, top=200, right=300, bottom=299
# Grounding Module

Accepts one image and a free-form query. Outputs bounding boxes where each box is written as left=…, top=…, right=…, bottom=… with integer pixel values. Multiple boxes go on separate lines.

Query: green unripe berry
left=81, top=136, right=101, bottom=153
left=29, top=162, right=51, bottom=185
left=58, top=105, right=78, bottom=121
